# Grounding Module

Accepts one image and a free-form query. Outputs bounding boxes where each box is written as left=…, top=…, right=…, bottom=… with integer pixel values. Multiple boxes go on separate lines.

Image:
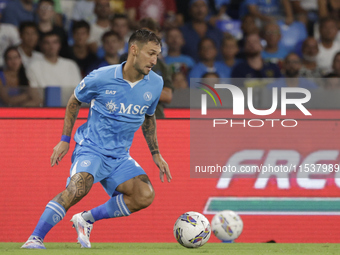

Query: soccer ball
left=173, top=211, right=211, bottom=248
left=211, top=210, right=243, bottom=242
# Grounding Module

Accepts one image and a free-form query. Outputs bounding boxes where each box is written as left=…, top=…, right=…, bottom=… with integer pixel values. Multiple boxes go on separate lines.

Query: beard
left=138, top=67, right=148, bottom=75
left=133, top=62, right=148, bottom=76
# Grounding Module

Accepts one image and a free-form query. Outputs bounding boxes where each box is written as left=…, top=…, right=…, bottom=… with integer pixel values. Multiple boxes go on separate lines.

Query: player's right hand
left=51, top=141, right=70, bottom=167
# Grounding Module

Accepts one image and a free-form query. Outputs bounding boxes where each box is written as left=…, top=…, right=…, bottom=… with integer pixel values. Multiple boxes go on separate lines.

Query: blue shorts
left=66, top=144, right=146, bottom=197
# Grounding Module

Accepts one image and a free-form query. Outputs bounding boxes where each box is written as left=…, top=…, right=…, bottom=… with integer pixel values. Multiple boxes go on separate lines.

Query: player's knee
left=135, top=187, right=155, bottom=209
left=65, top=172, right=94, bottom=206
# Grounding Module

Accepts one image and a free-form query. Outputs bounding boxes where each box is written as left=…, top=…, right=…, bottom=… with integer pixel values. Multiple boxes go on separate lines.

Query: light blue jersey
left=73, top=62, right=163, bottom=158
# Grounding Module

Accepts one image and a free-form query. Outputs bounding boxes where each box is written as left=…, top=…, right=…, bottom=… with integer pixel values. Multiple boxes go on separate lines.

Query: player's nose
left=151, top=57, right=157, bottom=66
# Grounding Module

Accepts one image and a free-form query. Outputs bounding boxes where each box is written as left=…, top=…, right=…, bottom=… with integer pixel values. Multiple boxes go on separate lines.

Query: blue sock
left=83, top=194, right=131, bottom=223
left=31, top=201, right=66, bottom=240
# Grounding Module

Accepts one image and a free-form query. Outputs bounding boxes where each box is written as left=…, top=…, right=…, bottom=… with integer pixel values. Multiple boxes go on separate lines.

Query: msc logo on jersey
left=143, top=92, right=152, bottom=101
left=106, top=100, right=118, bottom=113
left=106, top=101, right=149, bottom=115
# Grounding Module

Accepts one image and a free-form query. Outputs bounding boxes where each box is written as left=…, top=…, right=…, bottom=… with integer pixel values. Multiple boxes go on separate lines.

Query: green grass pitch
left=1, top=243, right=340, bottom=255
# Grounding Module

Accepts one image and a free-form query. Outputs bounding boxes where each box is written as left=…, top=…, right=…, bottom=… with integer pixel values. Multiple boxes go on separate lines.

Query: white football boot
left=21, top=236, right=46, bottom=249
left=71, top=212, right=93, bottom=248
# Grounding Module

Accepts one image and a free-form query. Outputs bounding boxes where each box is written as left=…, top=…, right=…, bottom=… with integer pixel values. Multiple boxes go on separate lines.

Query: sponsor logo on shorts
left=81, top=160, right=91, bottom=167
left=143, top=92, right=152, bottom=101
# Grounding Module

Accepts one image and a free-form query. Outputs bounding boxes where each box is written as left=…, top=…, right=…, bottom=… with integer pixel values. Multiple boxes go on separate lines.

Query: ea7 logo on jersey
left=106, top=101, right=149, bottom=115
left=106, top=90, right=117, bottom=95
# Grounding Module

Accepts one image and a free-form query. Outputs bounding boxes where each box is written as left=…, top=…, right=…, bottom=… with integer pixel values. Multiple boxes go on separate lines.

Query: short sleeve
left=146, top=78, right=163, bottom=116
left=146, top=94, right=161, bottom=116
left=74, top=71, right=98, bottom=103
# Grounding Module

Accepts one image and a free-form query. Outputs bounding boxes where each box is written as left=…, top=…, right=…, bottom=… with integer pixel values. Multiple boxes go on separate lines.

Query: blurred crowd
left=1, top=0, right=340, bottom=114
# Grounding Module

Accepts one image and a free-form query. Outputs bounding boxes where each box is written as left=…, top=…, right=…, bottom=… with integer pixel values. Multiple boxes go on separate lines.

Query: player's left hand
left=51, top=141, right=70, bottom=167
left=153, top=153, right=172, bottom=183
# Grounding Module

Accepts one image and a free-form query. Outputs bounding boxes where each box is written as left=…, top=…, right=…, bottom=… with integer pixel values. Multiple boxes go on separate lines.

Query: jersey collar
left=115, top=61, right=150, bottom=81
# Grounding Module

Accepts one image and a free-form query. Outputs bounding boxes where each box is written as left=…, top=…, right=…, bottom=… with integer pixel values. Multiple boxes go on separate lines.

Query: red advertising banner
left=0, top=108, right=339, bottom=243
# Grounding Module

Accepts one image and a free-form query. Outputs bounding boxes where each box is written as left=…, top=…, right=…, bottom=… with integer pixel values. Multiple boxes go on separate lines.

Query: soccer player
left=21, top=29, right=172, bottom=249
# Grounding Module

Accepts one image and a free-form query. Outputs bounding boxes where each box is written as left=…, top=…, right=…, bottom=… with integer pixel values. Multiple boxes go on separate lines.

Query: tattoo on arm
left=62, top=95, right=81, bottom=136
left=142, top=115, right=159, bottom=155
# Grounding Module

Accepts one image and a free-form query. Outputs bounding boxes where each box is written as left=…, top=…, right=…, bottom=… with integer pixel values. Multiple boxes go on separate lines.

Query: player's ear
left=131, top=43, right=139, bottom=56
